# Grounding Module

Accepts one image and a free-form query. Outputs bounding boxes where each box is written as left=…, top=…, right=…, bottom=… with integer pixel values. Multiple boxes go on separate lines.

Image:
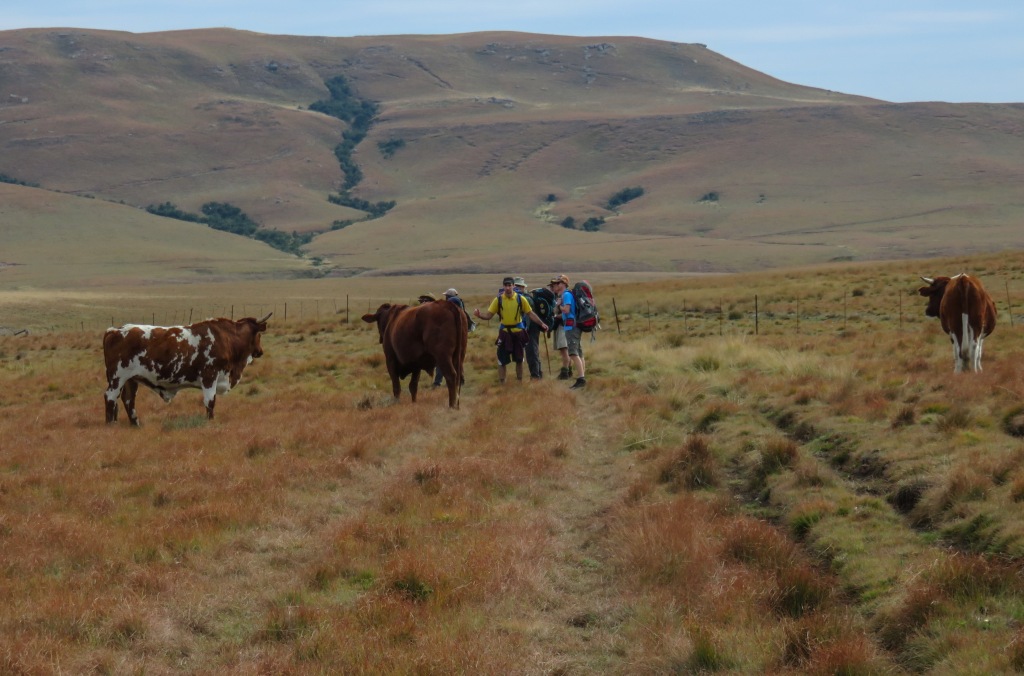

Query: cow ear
left=361, top=313, right=376, bottom=324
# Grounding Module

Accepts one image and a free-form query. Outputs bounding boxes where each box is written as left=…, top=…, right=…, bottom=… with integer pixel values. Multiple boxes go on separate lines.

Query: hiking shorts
left=566, top=326, right=584, bottom=358
left=553, top=326, right=567, bottom=350
left=496, top=329, right=528, bottom=365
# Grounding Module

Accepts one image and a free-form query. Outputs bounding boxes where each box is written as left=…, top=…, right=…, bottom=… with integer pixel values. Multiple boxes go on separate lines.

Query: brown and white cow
left=103, top=313, right=272, bottom=425
left=362, top=301, right=467, bottom=408
left=918, top=274, right=997, bottom=373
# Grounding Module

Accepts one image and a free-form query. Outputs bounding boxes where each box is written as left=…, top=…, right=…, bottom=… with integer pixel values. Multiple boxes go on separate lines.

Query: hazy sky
left=3, top=0, right=1021, bottom=103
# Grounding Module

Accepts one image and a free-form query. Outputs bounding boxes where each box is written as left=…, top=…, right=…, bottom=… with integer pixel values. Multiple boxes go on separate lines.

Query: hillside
left=2, top=28, right=1024, bottom=283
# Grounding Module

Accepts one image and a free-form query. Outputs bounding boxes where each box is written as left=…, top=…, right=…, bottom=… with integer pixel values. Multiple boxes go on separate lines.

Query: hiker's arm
left=474, top=308, right=495, bottom=320
left=527, top=311, right=549, bottom=332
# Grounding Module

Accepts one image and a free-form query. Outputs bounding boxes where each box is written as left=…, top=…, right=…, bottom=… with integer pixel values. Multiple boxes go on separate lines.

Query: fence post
left=647, top=301, right=652, bottom=332
left=1007, top=280, right=1015, bottom=327
left=612, top=297, right=621, bottom=334
left=755, top=295, right=759, bottom=336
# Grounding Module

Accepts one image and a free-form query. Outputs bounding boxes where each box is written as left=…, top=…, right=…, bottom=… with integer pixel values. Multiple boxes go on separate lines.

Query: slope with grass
left=3, top=27, right=1024, bottom=281
left=5, top=252, right=1024, bottom=671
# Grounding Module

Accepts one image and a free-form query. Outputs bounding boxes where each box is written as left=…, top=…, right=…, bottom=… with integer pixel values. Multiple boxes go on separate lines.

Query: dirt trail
left=521, top=391, right=637, bottom=674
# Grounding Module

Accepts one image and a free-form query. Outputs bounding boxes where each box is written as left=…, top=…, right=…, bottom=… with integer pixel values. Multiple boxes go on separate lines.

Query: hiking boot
left=569, top=377, right=586, bottom=390
left=557, top=367, right=572, bottom=380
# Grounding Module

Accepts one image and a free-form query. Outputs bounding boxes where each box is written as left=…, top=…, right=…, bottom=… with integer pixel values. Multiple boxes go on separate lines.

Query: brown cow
left=103, top=313, right=272, bottom=425
left=362, top=301, right=467, bottom=408
left=919, top=274, right=997, bottom=373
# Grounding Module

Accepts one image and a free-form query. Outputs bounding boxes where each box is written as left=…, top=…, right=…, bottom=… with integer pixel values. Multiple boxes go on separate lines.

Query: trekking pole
left=543, top=330, right=552, bottom=375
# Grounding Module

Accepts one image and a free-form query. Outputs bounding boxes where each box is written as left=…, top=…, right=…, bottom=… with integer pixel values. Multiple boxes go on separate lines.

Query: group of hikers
left=418, top=275, right=588, bottom=390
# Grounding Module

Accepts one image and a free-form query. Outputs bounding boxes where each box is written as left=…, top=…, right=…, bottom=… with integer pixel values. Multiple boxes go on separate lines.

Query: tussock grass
left=8, top=257, right=1024, bottom=670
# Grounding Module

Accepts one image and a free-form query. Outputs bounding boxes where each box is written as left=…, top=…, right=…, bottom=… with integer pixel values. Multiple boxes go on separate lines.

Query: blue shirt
left=560, top=289, right=576, bottom=327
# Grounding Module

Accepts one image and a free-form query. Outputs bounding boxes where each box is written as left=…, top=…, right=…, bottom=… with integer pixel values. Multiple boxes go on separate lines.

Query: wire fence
left=7, top=286, right=1019, bottom=338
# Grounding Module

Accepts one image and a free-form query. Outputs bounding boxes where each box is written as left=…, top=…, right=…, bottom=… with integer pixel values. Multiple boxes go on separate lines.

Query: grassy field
left=4, top=252, right=1024, bottom=672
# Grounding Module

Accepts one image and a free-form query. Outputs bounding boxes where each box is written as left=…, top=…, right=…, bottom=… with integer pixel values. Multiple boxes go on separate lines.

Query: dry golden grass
left=7, top=253, right=1024, bottom=671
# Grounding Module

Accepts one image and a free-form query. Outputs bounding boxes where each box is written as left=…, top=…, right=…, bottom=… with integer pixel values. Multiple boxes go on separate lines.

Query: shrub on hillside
left=377, top=138, right=405, bottom=158
left=0, top=173, right=39, bottom=187
left=606, top=186, right=644, bottom=210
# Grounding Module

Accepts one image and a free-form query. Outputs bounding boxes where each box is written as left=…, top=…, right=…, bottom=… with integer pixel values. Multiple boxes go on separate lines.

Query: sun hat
left=444, top=288, right=459, bottom=297
left=550, top=274, right=570, bottom=286
left=513, top=276, right=527, bottom=288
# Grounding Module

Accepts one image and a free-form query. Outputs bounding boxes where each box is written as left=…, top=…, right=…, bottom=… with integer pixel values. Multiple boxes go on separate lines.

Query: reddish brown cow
left=103, top=313, right=271, bottom=425
left=362, top=301, right=467, bottom=408
left=918, top=274, right=997, bottom=373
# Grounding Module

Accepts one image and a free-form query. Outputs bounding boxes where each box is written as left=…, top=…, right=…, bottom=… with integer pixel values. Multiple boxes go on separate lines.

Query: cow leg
left=202, top=384, right=218, bottom=419
left=122, top=379, right=140, bottom=426
left=446, top=374, right=459, bottom=409
left=950, top=335, right=964, bottom=373
left=385, top=357, right=402, bottom=400
left=409, top=369, right=421, bottom=403
left=438, top=358, right=460, bottom=409
left=104, top=378, right=122, bottom=423
left=976, top=337, right=985, bottom=372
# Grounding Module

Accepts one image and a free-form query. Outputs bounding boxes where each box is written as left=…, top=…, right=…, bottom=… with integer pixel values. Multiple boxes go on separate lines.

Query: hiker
left=416, top=292, right=437, bottom=305
left=514, top=277, right=544, bottom=380
left=551, top=274, right=586, bottom=389
left=433, top=288, right=474, bottom=388
left=548, top=279, right=573, bottom=380
left=474, top=276, right=548, bottom=383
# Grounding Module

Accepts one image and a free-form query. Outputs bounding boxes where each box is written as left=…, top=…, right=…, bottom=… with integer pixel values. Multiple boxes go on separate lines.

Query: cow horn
left=257, top=312, right=273, bottom=323
left=920, top=276, right=934, bottom=284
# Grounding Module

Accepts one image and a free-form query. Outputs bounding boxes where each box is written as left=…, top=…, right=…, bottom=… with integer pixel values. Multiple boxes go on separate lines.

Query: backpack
left=530, top=287, right=555, bottom=325
left=572, top=280, right=599, bottom=333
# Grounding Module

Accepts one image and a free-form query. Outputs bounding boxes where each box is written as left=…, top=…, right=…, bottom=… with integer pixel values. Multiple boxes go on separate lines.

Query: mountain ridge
left=1, top=27, right=1022, bottom=284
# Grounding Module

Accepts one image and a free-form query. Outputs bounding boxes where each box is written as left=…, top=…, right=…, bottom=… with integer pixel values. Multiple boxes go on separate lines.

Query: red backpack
left=572, top=280, right=599, bottom=333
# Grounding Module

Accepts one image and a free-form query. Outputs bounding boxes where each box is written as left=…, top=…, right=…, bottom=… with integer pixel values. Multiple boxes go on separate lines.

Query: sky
left=3, top=1, right=1022, bottom=104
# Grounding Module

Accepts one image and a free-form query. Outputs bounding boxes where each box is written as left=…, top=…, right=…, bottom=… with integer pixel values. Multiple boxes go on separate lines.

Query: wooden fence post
left=1007, top=280, right=1015, bottom=327
left=755, top=295, right=759, bottom=336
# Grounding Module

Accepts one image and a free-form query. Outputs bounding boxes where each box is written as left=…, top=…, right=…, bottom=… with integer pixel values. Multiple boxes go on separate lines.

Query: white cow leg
left=122, top=380, right=140, bottom=426
left=951, top=336, right=963, bottom=373
left=104, top=385, right=121, bottom=423
left=202, top=386, right=218, bottom=419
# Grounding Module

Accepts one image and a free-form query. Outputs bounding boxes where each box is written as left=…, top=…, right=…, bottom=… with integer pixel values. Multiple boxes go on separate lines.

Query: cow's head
left=918, top=276, right=950, bottom=318
left=241, top=312, right=272, bottom=358
left=362, top=303, right=399, bottom=344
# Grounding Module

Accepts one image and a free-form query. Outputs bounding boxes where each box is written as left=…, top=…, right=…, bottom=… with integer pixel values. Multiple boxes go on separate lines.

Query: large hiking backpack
left=572, top=280, right=599, bottom=333
left=530, top=287, right=555, bottom=325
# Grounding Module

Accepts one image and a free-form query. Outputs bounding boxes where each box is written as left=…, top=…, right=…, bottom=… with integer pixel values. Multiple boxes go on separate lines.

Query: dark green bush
left=607, top=186, right=644, bottom=209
